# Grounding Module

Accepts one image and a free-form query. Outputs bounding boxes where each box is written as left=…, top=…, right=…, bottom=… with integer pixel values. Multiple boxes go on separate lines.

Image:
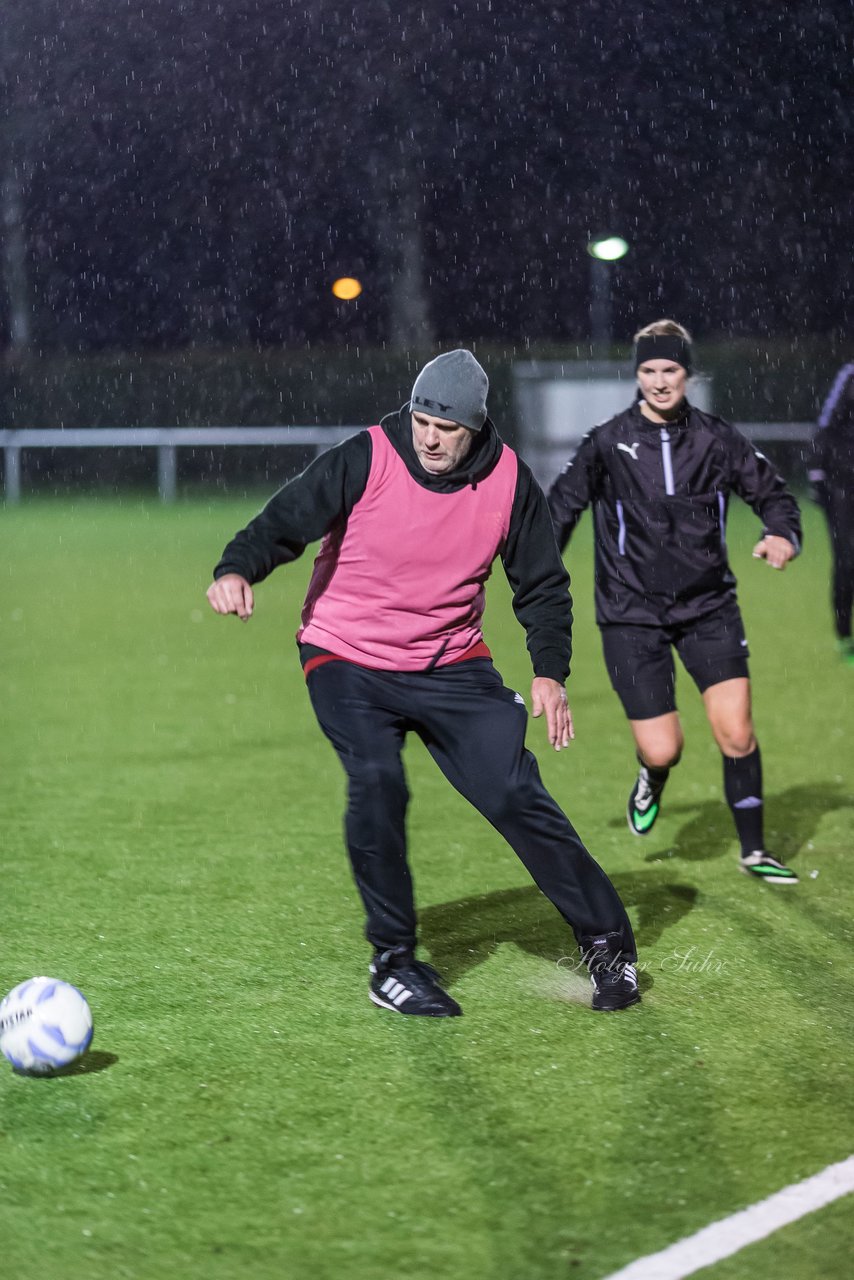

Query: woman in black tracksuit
left=809, top=362, right=854, bottom=662
left=548, top=319, right=802, bottom=884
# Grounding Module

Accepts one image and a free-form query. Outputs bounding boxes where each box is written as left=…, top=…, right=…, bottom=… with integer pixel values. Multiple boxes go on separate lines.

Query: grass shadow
left=16, top=1050, right=120, bottom=1080
left=630, top=781, right=852, bottom=866
left=420, top=870, right=697, bottom=987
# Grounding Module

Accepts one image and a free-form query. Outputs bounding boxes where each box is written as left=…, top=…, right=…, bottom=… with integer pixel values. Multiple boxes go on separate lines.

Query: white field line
left=600, top=1155, right=854, bottom=1280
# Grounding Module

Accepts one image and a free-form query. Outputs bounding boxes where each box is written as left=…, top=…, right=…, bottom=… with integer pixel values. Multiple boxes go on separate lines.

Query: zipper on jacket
left=660, top=428, right=675, bottom=495
left=616, top=499, right=626, bottom=555
left=717, top=491, right=727, bottom=551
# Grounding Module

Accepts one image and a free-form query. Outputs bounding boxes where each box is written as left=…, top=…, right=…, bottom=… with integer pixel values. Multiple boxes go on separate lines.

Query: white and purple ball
left=0, top=977, right=94, bottom=1075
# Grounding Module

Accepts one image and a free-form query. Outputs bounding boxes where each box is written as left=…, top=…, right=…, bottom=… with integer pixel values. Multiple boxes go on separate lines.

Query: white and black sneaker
left=739, top=851, right=799, bottom=885
left=580, top=933, right=641, bottom=1012
left=627, top=764, right=668, bottom=836
left=369, top=947, right=462, bottom=1017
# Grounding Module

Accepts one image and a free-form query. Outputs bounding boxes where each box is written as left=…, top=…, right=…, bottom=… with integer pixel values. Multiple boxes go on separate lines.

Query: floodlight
left=332, top=277, right=363, bottom=300
left=587, top=236, right=629, bottom=262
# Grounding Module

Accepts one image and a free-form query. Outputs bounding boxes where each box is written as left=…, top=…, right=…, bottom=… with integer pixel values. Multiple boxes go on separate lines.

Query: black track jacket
left=810, top=363, right=854, bottom=508
left=547, top=400, right=802, bottom=628
left=214, top=407, right=574, bottom=681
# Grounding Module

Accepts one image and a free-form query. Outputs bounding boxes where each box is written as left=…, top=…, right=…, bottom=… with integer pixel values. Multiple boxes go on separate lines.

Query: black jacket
left=810, top=363, right=854, bottom=508
left=214, top=407, right=574, bottom=680
left=548, top=400, right=802, bottom=627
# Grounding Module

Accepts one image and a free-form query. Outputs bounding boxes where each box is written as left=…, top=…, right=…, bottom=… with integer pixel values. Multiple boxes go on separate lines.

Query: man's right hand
left=206, top=574, right=254, bottom=621
left=531, top=677, right=575, bottom=751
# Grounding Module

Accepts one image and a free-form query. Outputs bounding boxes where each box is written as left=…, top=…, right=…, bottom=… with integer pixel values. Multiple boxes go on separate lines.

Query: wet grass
left=1, top=496, right=852, bottom=1280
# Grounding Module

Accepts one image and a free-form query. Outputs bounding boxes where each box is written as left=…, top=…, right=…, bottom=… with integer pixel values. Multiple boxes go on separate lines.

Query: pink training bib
left=299, top=425, right=518, bottom=670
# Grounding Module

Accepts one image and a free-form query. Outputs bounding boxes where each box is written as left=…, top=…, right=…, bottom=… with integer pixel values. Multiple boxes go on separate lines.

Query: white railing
left=737, top=423, right=814, bottom=442
left=0, top=425, right=363, bottom=502
left=0, top=422, right=814, bottom=502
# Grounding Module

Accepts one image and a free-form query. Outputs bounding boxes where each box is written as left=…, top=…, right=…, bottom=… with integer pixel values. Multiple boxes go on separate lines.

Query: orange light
left=332, top=277, right=363, bottom=301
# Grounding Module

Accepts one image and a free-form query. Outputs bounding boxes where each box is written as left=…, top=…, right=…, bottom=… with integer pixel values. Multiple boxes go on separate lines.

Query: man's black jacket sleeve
left=502, top=459, right=573, bottom=683
left=213, top=432, right=372, bottom=583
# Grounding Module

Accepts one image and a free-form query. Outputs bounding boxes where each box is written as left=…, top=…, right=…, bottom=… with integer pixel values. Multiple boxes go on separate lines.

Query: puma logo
left=617, top=442, right=640, bottom=460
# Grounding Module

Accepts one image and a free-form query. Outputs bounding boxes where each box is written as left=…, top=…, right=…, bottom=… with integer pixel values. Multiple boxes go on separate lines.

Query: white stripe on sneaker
left=380, top=976, right=414, bottom=1006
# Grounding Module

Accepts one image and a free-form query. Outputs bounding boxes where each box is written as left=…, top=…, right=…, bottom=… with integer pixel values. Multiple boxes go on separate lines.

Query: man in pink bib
left=208, top=350, right=638, bottom=1015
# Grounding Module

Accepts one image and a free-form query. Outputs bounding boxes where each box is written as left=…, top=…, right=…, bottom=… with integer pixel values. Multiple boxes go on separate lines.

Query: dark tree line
left=1, top=0, right=852, bottom=354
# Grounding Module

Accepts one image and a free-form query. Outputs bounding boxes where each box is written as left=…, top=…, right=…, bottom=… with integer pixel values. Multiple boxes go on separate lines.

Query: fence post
left=157, top=445, right=177, bottom=502
left=5, top=444, right=22, bottom=503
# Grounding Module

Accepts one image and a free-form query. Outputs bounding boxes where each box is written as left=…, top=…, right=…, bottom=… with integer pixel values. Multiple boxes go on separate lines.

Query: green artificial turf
left=1, top=495, right=852, bottom=1280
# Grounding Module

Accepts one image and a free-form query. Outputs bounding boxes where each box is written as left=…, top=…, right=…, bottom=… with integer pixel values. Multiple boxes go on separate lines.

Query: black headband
left=634, top=335, right=693, bottom=374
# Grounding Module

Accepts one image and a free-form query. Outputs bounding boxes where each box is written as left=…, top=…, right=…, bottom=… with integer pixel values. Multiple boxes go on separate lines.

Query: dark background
left=3, top=0, right=852, bottom=354
left=1, top=0, right=852, bottom=499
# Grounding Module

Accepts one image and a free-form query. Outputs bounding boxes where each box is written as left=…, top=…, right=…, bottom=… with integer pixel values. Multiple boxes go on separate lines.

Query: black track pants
left=824, top=493, right=854, bottom=639
left=306, top=657, right=635, bottom=959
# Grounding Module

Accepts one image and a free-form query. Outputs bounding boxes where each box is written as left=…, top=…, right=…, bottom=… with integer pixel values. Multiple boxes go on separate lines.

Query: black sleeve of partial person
left=808, top=431, right=830, bottom=509
left=727, top=424, right=803, bottom=554
left=213, top=431, right=372, bottom=584
left=546, top=431, right=599, bottom=551
left=502, top=460, right=573, bottom=683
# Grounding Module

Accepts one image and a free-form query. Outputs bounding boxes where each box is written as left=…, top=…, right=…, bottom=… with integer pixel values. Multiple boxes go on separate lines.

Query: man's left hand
left=531, top=677, right=575, bottom=751
left=752, top=535, right=796, bottom=570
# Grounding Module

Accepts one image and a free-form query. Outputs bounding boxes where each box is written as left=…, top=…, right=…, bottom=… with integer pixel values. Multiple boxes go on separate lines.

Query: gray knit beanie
left=410, top=349, right=489, bottom=431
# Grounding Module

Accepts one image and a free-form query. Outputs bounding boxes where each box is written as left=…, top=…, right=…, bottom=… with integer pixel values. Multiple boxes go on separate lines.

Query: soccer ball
left=0, top=977, right=94, bottom=1075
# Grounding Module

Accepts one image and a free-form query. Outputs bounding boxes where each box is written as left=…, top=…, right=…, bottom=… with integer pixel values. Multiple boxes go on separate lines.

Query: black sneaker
left=627, top=764, right=667, bottom=836
left=369, top=947, right=462, bottom=1017
left=837, top=638, right=854, bottom=667
left=739, top=851, right=799, bottom=885
left=580, top=933, right=641, bottom=1011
